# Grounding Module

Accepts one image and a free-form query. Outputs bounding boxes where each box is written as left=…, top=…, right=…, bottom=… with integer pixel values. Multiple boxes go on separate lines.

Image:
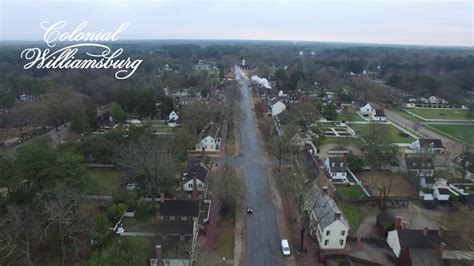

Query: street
left=220, top=77, right=285, bottom=265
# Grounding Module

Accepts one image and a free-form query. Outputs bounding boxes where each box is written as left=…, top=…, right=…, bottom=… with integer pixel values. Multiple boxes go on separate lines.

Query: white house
left=195, top=124, right=221, bottom=153
left=359, top=103, right=373, bottom=116
left=270, top=99, right=286, bottom=116
left=168, top=111, right=179, bottom=127
left=324, top=157, right=349, bottom=183
left=304, top=187, right=349, bottom=250
left=428, top=96, right=448, bottom=105
left=371, top=109, right=386, bottom=122
left=181, top=157, right=209, bottom=194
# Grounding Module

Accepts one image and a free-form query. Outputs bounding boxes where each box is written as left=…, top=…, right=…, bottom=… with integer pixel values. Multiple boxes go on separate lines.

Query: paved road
left=372, top=102, right=463, bottom=157
left=220, top=78, right=284, bottom=266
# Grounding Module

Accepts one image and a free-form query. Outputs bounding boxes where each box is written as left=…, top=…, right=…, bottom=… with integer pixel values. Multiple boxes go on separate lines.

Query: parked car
left=281, top=239, right=290, bottom=256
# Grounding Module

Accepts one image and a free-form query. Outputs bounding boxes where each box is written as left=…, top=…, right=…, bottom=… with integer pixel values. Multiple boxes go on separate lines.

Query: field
left=83, top=168, right=123, bottom=196
left=403, top=107, right=470, bottom=120
left=350, top=123, right=416, bottom=143
left=429, top=124, right=474, bottom=146
left=337, top=112, right=365, bottom=122
left=339, top=203, right=362, bottom=231
left=358, top=170, right=417, bottom=197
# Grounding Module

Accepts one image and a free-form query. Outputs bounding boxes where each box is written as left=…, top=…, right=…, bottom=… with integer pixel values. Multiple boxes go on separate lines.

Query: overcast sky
left=0, top=0, right=472, bottom=46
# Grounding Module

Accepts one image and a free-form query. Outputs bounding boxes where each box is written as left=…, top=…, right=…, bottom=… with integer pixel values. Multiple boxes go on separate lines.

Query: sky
left=0, top=0, right=473, bottom=47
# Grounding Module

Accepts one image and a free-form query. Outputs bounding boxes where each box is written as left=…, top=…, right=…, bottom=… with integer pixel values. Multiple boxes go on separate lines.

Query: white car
left=281, top=239, right=290, bottom=256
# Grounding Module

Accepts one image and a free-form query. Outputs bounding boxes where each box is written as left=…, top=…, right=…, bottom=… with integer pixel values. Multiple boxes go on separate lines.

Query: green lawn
left=122, top=215, right=156, bottom=232
left=226, top=127, right=236, bottom=156
left=429, top=124, right=474, bottom=146
left=403, top=108, right=470, bottom=120
left=337, top=112, right=365, bottom=122
left=350, top=123, right=416, bottom=143
left=340, top=203, right=362, bottom=231
left=337, top=186, right=366, bottom=200
left=83, top=168, right=122, bottom=196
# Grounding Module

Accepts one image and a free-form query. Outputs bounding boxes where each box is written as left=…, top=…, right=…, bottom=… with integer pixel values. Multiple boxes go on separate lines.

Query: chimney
left=395, top=216, right=402, bottom=230
left=423, top=227, right=429, bottom=236
left=334, top=211, right=341, bottom=220
left=438, top=226, right=443, bottom=237
left=401, top=221, right=408, bottom=230
left=160, top=193, right=165, bottom=203
left=192, top=175, right=198, bottom=200
left=439, top=242, right=447, bottom=255
left=155, top=245, right=164, bottom=266
left=322, top=186, right=328, bottom=194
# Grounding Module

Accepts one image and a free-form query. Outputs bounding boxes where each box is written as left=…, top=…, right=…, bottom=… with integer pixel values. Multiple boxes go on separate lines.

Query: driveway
left=218, top=77, right=285, bottom=265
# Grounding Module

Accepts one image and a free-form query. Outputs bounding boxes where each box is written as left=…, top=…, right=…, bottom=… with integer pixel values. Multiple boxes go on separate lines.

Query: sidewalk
left=199, top=167, right=221, bottom=252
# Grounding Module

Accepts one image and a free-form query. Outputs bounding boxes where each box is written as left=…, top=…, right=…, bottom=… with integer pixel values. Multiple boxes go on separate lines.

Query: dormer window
left=332, top=162, right=335, bottom=167
left=340, top=162, right=343, bottom=167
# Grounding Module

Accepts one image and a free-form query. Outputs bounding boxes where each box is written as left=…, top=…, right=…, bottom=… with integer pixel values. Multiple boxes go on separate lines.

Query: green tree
left=111, top=102, right=128, bottom=124
left=70, top=111, right=91, bottom=134
left=91, top=215, right=112, bottom=251
left=364, top=140, right=399, bottom=170
left=322, top=102, right=337, bottom=120
left=15, top=138, right=57, bottom=190
left=0, top=154, right=16, bottom=193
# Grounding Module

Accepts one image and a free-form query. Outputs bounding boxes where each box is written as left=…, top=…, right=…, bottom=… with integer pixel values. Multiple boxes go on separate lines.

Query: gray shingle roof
left=304, top=186, right=348, bottom=229
left=419, top=139, right=444, bottom=149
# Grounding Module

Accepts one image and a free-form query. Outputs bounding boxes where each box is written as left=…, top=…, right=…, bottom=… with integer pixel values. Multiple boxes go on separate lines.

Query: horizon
left=1, top=0, right=472, bottom=47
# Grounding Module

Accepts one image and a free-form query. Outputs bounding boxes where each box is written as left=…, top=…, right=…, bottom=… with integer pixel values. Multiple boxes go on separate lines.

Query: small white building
left=168, top=111, right=179, bottom=127
left=304, top=187, right=349, bottom=250
left=371, top=109, right=387, bottom=122
left=433, top=187, right=450, bottom=201
left=324, top=157, right=349, bottom=183
left=359, top=103, right=373, bottom=116
left=195, top=124, right=221, bottom=153
left=270, top=99, right=286, bottom=117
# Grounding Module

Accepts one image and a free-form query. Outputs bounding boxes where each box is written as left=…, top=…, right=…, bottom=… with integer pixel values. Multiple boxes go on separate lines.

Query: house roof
left=374, top=109, right=385, bottom=117
left=326, top=157, right=347, bottom=173
left=182, top=157, right=209, bottom=184
left=157, top=220, right=194, bottom=235
left=160, top=200, right=200, bottom=217
left=199, top=124, right=219, bottom=140
left=360, top=103, right=372, bottom=109
left=396, top=229, right=468, bottom=251
left=299, top=149, right=319, bottom=178
left=304, top=186, right=349, bottom=229
left=405, top=156, right=434, bottom=170
left=419, top=139, right=445, bottom=149
left=408, top=249, right=443, bottom=266
left=437, top=188, right=450, bottom=195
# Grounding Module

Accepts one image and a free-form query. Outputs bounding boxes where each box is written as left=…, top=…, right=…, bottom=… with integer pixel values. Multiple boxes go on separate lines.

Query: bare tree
left=0, top=205, right=41, bottom=266
left=39, top=184, right=88, bottom=266
left=116, top=135, right=178, bottom=203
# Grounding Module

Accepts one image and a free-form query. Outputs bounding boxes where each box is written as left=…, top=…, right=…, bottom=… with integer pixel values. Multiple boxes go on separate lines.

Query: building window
left=339, top=240, right=344, bottom=246
left=198, top=184, right=203, bottom=188
left=188, top=183, right=193, bottom=188
left=340, top=230, right=345, bottom=236
left=324, top=240, right=329, bottom=246
left=326, top=230, right=331, bottom=236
